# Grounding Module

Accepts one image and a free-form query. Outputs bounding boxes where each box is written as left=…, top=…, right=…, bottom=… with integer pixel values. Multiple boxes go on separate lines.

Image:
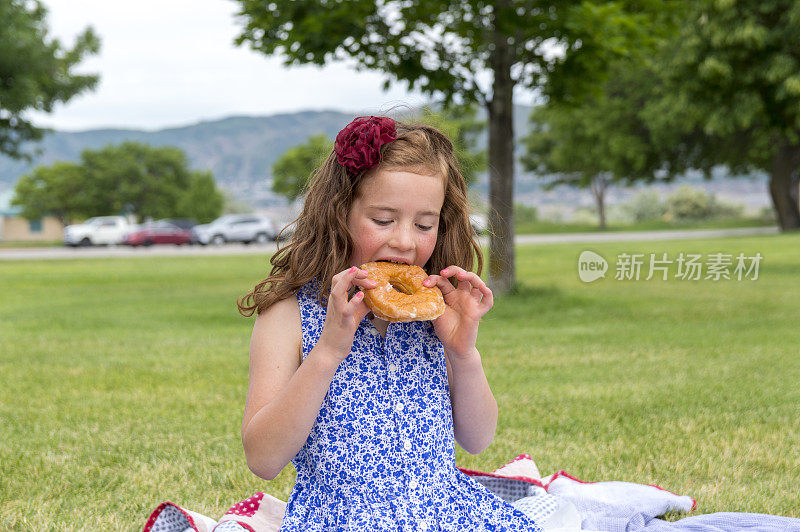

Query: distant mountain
left=0, top=105, right=770, bottom=214
left=0, top=110, right=361, bottom=192
left=0, top=105, right=538, bottom=199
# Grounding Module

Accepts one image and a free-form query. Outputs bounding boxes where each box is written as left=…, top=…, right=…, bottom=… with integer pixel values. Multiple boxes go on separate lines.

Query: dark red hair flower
left=334, top=116, right=397, bottom=176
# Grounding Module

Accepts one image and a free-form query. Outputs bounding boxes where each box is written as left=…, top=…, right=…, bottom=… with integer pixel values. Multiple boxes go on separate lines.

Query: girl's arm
left=241, top=267, right=376, bottom=480
left=424, top=266, right=498, bottom=455
left=444, top=347, right=498, bottom=455
left=241, top=296, right=341, bottom=480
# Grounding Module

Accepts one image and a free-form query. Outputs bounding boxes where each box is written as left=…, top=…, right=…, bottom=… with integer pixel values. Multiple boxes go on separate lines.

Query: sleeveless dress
left=280, top=279, right=542, bottom=531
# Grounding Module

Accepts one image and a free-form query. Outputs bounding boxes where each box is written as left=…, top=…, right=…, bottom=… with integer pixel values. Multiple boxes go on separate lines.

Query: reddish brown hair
left=237, top=119, right=482, bottom=316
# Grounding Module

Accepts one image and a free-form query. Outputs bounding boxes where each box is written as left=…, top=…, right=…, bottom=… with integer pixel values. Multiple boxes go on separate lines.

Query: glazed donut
left=360, top=261, right=445, bottom=322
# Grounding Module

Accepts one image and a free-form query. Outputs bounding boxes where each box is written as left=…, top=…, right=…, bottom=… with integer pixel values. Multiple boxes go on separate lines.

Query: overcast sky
left=26, top=0, right=535, bottom=132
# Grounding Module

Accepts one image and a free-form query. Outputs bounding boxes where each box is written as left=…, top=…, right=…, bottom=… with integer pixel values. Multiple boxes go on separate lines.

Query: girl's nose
left=389, top=224, right=415, bottom=251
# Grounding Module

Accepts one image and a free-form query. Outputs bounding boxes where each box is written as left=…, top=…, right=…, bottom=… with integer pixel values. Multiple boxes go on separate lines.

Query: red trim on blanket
left=458, top=454, right=697, bottom=512
left=545, top=470, right=697, bottom=510
left=142, top=501, right=197, bottom=532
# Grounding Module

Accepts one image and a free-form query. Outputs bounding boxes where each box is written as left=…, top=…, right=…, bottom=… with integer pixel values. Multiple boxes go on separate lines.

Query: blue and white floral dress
left=280, top=279, right=541, bottom=531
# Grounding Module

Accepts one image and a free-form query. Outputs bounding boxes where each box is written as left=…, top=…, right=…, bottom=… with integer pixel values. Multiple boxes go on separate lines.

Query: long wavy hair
left=237, top=119, right=483, bottom=316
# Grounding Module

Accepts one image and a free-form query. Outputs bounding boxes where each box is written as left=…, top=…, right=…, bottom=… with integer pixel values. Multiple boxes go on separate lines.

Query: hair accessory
left=334, top=116, right=397, bottom=177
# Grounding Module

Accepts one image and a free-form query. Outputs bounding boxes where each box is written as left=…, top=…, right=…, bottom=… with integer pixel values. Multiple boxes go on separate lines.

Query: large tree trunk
left=590, top=174, right=608, bottom=230
left=769, top=144, right=800, bottom=231
left=487, top=1, right=516, bottom=294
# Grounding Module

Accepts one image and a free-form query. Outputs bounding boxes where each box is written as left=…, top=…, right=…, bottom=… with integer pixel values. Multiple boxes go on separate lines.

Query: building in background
left=0, top=190, right=63, bottom=242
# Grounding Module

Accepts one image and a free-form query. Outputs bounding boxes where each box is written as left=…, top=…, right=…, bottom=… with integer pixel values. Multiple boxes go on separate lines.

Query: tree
left=80, top=142, right=195, bottom=220
left=642, top=0, right=800, bottom=231
left=521, top=59, right=671, bottom=229
left=175, top=170, right=225, bottom=223
left=11, top=161, right=92, bottom=224
left=232, top=0, right=661, bottom=292
left=12, top=142, right=225, bottom=222
left=0, top=0, right=100, bottom=159
left=270, top=104, right=486, bottom=202
left=272, top=134, right=331, bottom=202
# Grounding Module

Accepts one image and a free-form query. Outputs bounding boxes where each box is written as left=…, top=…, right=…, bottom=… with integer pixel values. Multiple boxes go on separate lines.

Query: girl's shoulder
left=254, top=292, right=303, bottom=366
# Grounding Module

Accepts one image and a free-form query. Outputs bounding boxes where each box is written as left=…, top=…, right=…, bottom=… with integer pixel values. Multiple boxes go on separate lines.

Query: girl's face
left=347, top=168, right=445, bottom=269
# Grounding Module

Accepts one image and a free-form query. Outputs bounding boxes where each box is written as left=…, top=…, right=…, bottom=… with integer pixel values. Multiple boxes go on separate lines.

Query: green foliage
left=648, top=0, right=800, bottom=170
left=175, top=171, right=225, bottom=224
left=0, top=0, right=100, bottom=159
left=415, top=105, right=486, bottom=186
left=623, top=190, right=668, bottom=223
left=11, top=142, right=224, bottom=223
left=514, top=203, right=539, bottom=226
left=665, top=185, right=744, bottom=221
left=618, top=186, right=746, bottom=223
left=233, top=0, right=667, bottom=108
left=11, top=161, right=91, bottom=224
left=522, top=55, right=685, bottom=190
left=271, top=134, right=331, bottom=202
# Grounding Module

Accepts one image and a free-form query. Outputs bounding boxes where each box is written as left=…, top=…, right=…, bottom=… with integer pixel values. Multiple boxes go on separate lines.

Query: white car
left=63, top=216, right=132, bottom=246
left=192, top=214, right=278, bottom=245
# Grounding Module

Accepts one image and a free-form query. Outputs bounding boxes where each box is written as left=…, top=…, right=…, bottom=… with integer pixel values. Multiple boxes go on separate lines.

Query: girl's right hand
left=317, top=266, right=378, bottom=361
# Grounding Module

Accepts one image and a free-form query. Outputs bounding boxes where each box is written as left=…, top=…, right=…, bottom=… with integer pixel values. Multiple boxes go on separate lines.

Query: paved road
left=0, top=226, right=779, bottom=261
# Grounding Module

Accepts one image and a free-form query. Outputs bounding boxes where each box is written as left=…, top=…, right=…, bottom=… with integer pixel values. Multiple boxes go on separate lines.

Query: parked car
left=162, top=218, right=198, bottom=231
left=63, top=216, right=132, bottom=247
left=123, top=220, right=192, bottom=247
left=191, top=214, right=278, bottom=245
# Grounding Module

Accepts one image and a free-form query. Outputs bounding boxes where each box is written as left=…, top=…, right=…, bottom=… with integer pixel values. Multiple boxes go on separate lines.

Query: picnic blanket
left=142, top=454, right=800, bottom=531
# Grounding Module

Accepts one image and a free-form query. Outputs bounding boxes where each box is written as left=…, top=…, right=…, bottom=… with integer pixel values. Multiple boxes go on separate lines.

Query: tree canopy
left=12, top=142, right=225, bottom=224
left=521, top=58, right=672, bottom=228
left=0, top=0, right=100, bottom=159
left=641, top=0, right=800, bottom=229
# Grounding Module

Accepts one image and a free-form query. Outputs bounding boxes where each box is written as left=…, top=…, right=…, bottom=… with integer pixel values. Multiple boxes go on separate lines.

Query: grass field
left=1, top=232, right=799, bottom=530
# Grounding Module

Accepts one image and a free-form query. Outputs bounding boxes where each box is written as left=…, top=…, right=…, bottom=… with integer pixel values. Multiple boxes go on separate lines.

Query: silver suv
left=192, top=214, right=278, bottom=245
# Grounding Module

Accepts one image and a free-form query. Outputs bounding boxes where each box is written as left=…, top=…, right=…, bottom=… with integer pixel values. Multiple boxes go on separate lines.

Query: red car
left=123, top=220, right=192, bottom=246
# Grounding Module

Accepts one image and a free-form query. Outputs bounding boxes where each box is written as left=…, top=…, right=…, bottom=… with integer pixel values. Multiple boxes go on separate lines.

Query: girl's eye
left=416, top=224, right=433, bottom=231
left=372, top=219, right=391, bottom=226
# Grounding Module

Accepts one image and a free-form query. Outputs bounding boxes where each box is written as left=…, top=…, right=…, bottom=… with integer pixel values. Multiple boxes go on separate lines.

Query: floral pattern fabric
left=278, top=280, right=542, bottom=531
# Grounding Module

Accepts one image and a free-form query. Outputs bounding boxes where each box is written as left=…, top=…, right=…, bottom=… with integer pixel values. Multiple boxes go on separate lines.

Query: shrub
left=666, top=186, right=744, bottom=221
left=515, top=203, right=539, bottom=225
left=623, top=190, right=667, bottom=222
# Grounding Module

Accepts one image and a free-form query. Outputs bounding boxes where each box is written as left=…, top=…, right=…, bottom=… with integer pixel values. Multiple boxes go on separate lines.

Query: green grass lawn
left=1, top=232, right=799, bottom=529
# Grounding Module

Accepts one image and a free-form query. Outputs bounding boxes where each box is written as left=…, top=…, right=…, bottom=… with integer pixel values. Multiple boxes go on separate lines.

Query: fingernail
left=349, top=266, right=356, bottom=273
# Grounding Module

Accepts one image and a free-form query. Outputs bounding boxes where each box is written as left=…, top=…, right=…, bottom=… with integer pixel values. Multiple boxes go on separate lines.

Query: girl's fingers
left=424, top=274, right=456, bottom=296
left=478, top=283, right=494, bottom=310
left=437, top=266, right=494, bottom=310
left=332, top=267, right=357, bottom=299
left=470, top=287, right=483, bottom=301
left=334, top=267, right=378, bottom=299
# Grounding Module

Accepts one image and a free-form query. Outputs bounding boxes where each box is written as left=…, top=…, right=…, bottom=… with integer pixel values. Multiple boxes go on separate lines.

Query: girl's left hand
left=423, top=266, right=494, bottom=359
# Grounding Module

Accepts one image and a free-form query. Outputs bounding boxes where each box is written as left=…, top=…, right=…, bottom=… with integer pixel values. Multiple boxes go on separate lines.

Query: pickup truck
left=63, top=216, right=132, bottom=246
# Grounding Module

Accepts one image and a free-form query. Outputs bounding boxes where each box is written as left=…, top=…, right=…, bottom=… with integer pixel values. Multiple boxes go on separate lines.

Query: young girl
left=237, top=116, right=541, bottom=531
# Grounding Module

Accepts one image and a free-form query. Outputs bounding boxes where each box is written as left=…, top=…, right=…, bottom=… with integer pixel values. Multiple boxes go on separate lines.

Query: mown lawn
left=1, top=232, right=798, bottom=530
